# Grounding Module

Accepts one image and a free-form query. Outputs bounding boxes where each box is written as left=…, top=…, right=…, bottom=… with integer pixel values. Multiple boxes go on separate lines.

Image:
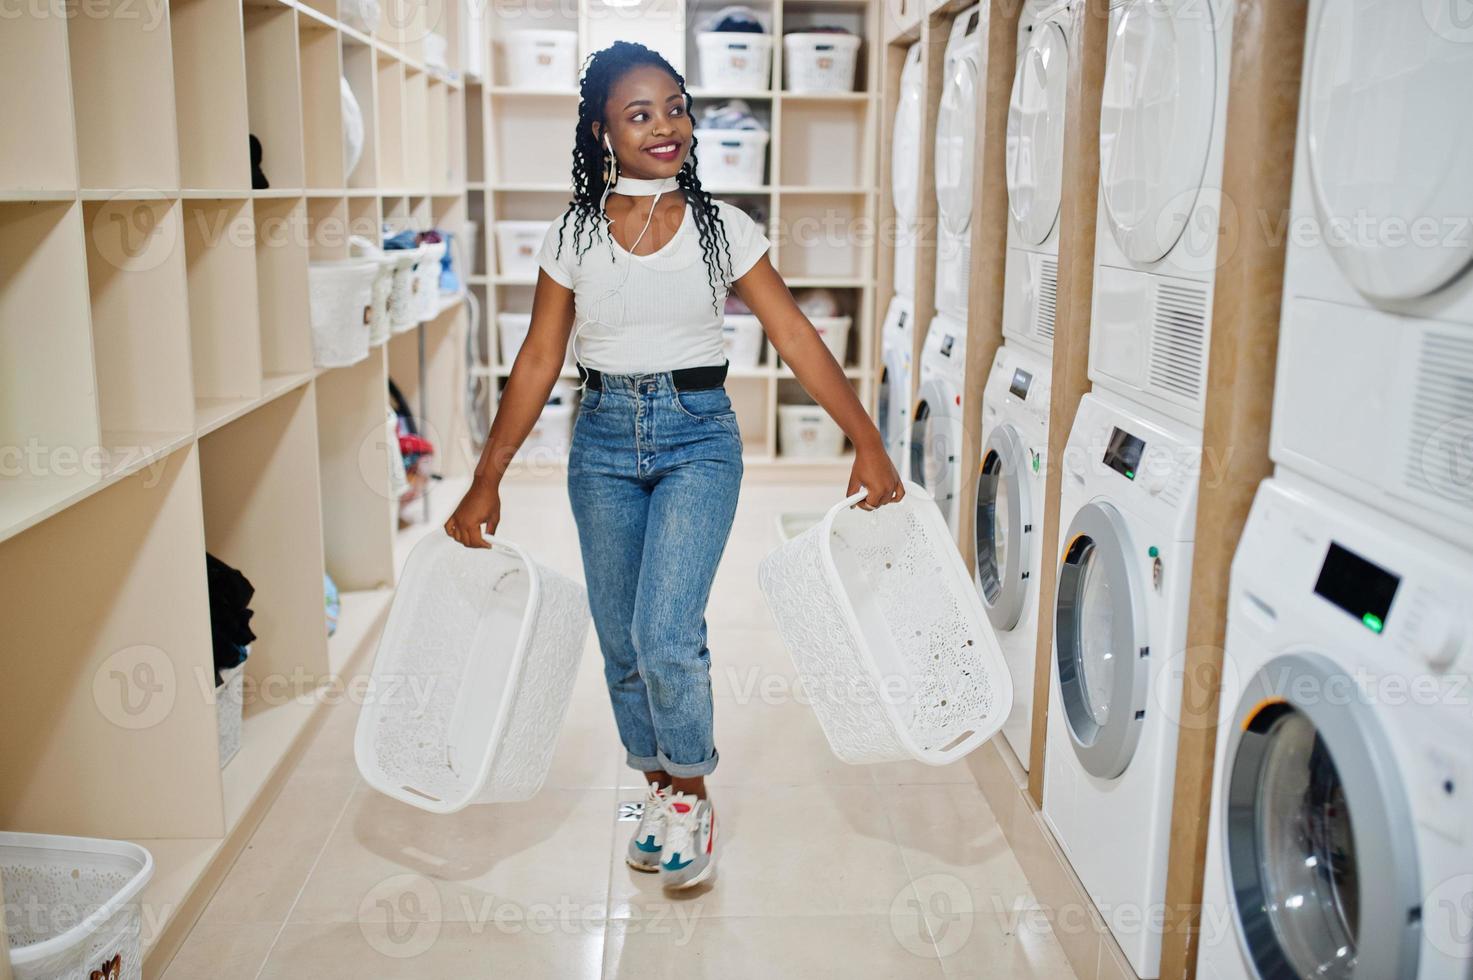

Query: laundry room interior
left=1, top=0, right=1470, bottom=977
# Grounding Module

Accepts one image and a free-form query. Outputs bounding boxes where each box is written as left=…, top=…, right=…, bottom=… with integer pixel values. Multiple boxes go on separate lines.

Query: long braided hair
left=552, top=41, right=733, bottom=312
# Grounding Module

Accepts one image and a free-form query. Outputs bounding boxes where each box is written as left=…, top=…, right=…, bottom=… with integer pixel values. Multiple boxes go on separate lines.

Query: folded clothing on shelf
left=206, top=553, right=255, bottom=686
left=710, top=4, right=765, bottom=32
left=699, top=99, right=767, bottom=131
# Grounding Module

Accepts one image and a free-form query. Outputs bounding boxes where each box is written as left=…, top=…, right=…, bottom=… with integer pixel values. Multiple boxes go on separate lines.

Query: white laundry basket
left=696, top=32, right=774, bottom=91
left=723, top=313, right=764, bottom=369
left=355, top=534, right=591, bottom=812
left=502, top=30, right=578, bottom=89
left=216, top=662, right=245, bottom=768
left=758, top=481, right=1013, bottom=765
left=694, top=129, right=769, bottom=189
left=350, top=237, right=396, bottom=345
left=382, top=247, right=421, bottom=332
left=412, top=239, right=447, bottom=322
left=2, top=833, right=154, bottom=980
left=307, top=259, right=378, bottom=368
left=778, top=403, right=846, bottom=458
left=496, top=220, right=550, bottom=281
left=783, top=33, right=862, bottom=93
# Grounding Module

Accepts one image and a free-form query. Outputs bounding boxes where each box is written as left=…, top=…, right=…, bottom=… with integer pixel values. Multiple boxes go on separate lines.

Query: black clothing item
left=206, top=553, right=256, bottom=685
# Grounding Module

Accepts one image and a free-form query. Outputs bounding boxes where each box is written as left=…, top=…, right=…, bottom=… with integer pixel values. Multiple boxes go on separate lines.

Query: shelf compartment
left=388, top=307, right=469, bottom=478
left=729, top=374, right=776, bottom=458
left=342, top=36, right=379, bottom=189
left=315, top=350, right=396, bottom=590
left=491, top=94, right=576, bottom=186
left=447, top=84, right=467, bottom=188
left=68, top=0, right=182, bottom=190
left=0, top=13, right=78, bottom=194
left=199, top=385, right=328, bottom=702
left=0, top=202, right=102, bottom=539
left=253, top=196, right=315, bottom=376
left=427, top=78, right=450, bottom=192
left=171, top=0, right=253, bottom=191
left=184, top=199, right=264, bottom=422
left=299, top=19, right=346, bottom=189
left=244, top=6, right=306, bottom=190
left=83, top=198, right=197, bottom=453
left=307, top=196, right=350, bottom=260
left=779, top=99, right=870, bottom=188
left=376, top=52, right=407, bottom=187
left=404, top=69, right=431, bottom=189
left=464, top=86, right=485, bottom=184
left=0, top=444, right=223, bottom=839
left=775, top=192, right=869, bottom=280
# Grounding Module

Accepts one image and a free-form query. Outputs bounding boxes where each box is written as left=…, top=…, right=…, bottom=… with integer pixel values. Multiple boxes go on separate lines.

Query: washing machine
left=911, top=314, right=968, bottom=534
left=975, top=343, right=1052, bottom=768
left=1270, top=0, right=1473, bottom=554
left=1000, top=0, right=1076, bottom=357
left=933, top=4, right=985, bottom=320
left=1196, top=477, right=1473, bottom=980
left=893, top=43, right=924, bottom=301
left=1043, top=390, right=1201, bottom=978
left=877, top=295, right=915, bottom=475
left=1087, top=0, right=1234, bottom=429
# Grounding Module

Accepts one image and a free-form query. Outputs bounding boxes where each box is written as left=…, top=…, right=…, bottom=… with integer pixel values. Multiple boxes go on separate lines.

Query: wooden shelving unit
left=473, top=0, right=880, bottom=465
left=0, top=0, right=472, bottom=973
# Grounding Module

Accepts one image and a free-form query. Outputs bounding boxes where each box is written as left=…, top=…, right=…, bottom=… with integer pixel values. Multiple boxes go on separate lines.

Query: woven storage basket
left=350, top=237, right=396, bottom=345
left=216, top=662, right=245, bottom=768
left=355, top=533, right=591, bottom=812
left=2, top=833, right=153, bottom=980
left=757, top=480, right=1012, bottom=765
left=385, top=245, right=424, bottom=332
left=308, top=259, right=378, bottom=368
left=412, top=239, right=448, bottom=322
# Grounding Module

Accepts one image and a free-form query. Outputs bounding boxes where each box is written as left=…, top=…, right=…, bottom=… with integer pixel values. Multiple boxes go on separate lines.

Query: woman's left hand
left=847, top=436, right=905, bottom=511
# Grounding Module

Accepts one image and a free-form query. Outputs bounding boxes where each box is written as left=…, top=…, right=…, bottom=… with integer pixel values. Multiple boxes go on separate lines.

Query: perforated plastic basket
left=758, top=480, right=1012, bottom=765
left=2, top=833, right=153, bottom=980
left=355, top=533, right=591, bottom=812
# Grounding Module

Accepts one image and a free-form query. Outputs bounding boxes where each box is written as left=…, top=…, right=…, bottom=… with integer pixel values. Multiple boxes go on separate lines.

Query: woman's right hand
left=445, top=480, right=501, bottom=549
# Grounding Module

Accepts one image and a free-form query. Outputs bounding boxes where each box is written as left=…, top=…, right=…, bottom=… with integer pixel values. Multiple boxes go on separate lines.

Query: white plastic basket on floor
left=307, top=259, right=377, bottom=368
left=758, top=480, right=1013, bottom=765
left=384, top=247, right=421, bottom=332
left=411, top=239, right=447, bottom=322
left=723, top=313, right=763, bottom=369
left=694, top=128, right=768, bottom=189
left=502, top=29, right=578, bottom=89
left=355, top=533, right=591, bottom=812
left=696, top=32, right=773, bottom=91
left=216, top=662, right=245, bottom=768
left=496, top=220, right=550, bottom=281
left=783, top=33, right=861, bottom=93
left=1, top=833, right=154, bottom=980
left=778, top=403, right=845, bottom=458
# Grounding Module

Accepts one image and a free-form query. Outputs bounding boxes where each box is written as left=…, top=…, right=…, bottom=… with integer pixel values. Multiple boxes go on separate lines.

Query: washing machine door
left=1222, top=652, right=1421, bottom=980
left=936, top=44, right=979, bottom=239
left=878, top=350, right=908, bottom=462
left=1007, top=18, right=1070, bottom=246
left=1305, top=1, right=1473, bottom=302
left=1054, top=500, right=1149, bottom=778
left=975, top=423, right=1033, bottom=630
left=1098, top=0, right=1218, bottom=264
left=894, top=47, right=924, bottom=230
left=910, top=379, right=961, bottom=526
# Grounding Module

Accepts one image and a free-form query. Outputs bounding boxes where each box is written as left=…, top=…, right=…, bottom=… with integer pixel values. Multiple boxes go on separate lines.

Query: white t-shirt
left=535, top=199, right=770, bottom=374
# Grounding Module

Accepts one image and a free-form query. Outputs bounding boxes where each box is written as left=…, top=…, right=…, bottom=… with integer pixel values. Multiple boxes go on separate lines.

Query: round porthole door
left=1007, top=19, right=1070, bottom=246
left=936, top=50, right=980, bottom=240
left=1223, top=652, right=1421, bottom=980
left=893, top=49, right=924, bottom=230
left=1305, top=0, right=1473, bottom=302
left=975, top=424, right=1033, bottom=631
left=1098, top=0, right=1217, bottom=264
left=1054, top=501, right=1149, bottom=778
left=910, top=379, right=961, bottom=527
left=878, top=351, right=908, bottom=461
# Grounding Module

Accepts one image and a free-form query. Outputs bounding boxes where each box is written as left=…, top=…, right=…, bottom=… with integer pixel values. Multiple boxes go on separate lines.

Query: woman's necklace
left=612, top=174, right=680, bottom=196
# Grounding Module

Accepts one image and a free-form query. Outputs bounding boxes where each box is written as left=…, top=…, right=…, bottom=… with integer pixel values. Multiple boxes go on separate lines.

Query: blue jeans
left=566, top=370, right=744, bottom=777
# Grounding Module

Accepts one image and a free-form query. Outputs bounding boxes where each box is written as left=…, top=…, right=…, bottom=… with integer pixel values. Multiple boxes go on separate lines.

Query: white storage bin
left=350, top=237, right=396, bottom=345
left=518, top=395, right=575, bottom=461
left=2, top=833, right=154, bottom=980
left=412, top=239, right=447, bottom=322
left=355, top=534, right=591, bottom=811
left=783, top=33, right=862, bottom=93
left=340, top=0, right=380, bottom=34
left=778, top=403, right=846, bottom=458
left=696, top=32, right=773, bottom=91
left=812, top=315, right=852, bottom=363
left=307, top=259, right=378, bottom=368
left=216, top=662, right=245, bottom=768
left=723, top=313, right=763, bottom=369
left=384, top=247, right=421, bottom=332
left=757, top=480, right=1013, bottom=765
left=694, top=128, right=768, bottom=189
left=496, top=220, right=551, bottom=281
left=497, top=312, right=573, bottom=367
left=502, top=30, right=578, bottom=90
left=424, top=31, right=448, bottom=72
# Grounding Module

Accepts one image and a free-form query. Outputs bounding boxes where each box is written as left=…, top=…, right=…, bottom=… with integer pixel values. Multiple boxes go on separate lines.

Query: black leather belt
left=576, top=361, right=729, bottom=392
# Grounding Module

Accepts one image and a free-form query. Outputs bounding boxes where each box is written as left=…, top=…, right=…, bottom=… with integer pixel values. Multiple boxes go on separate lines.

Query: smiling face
left=595, top=64, right=693, bottom=181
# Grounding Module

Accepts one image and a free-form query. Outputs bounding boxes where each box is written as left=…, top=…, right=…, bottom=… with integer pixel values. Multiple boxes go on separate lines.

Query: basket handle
left=839, top=478, right=931, bottom=511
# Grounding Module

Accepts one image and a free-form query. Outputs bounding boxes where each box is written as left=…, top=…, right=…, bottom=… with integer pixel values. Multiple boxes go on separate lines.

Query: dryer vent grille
left=1404, top=330, right=1473, bottom=508
left=1034, top=257, right=1059, bottom=345
left=1148, top=283, right=1209, bottom=402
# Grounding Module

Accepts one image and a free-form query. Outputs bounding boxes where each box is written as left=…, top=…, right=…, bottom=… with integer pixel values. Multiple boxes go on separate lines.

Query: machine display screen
left=1009, top=369, right=1033, bottom=400
left=1314, top=542, right=1400, bottom=633
left=1102, top=428, right=1145, bottom=480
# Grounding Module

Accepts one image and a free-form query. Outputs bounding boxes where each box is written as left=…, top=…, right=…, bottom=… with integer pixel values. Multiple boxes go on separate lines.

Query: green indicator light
left=1148, top=546, right=1159, bottom=558
left=1126, top=469, right=1135, bottom=480
left=1363, top=613, right=1384, bottom=633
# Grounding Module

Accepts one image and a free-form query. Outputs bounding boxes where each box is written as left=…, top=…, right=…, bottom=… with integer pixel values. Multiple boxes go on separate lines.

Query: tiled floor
left=163, top=474, right=1078, bottom=979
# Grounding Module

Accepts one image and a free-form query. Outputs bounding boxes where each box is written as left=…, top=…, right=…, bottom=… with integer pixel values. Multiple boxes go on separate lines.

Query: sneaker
left=659, top=792, right=717, bottom=889
left=625, top=782, right=667, bottom=872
